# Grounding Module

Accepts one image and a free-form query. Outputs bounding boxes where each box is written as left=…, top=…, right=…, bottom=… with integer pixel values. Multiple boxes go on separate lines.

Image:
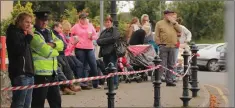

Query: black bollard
left=190, top=43, right=200, bottom=97
left=106, top=62, right=117, bottom=108
left=180, top=50, right=192, bottom=107
left=152, top=55, right=162, bottom=108
left=188, top=42, right=194, bottom=86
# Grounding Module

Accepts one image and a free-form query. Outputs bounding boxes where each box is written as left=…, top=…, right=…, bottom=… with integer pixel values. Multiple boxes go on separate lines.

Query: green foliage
left=62, top=7, right=79, bottom=25
left=1, top=1, right=33, bottom=36
left=130, top=0, right=166, bottom=24
left=117, top=20, right=128, bottom=38
left=168, top=1, right=225, bottom=41
left=90, top=16, right=100, bottom=28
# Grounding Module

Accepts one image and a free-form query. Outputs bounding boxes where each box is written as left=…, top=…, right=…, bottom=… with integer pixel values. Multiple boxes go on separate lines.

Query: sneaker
left=166, top=83, right=176, bottom=87
left=81, top=86, right=93, bottom=90
left=94, top=85, right=102, bottom=89
left=69, top=85, right=82, bottom=92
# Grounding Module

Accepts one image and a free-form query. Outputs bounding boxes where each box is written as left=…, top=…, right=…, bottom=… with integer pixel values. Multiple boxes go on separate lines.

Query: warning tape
left=1, top=53, right=199, bottom=91
left=1, top=66, right=160, bottom=91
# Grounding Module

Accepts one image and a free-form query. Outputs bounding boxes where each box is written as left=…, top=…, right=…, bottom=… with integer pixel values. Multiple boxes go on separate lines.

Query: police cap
left=33, top=11, right=51, bottom=21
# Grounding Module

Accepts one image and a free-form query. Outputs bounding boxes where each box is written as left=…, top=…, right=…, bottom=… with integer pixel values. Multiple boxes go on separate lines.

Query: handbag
left=114, top=37, right=128, bottom=57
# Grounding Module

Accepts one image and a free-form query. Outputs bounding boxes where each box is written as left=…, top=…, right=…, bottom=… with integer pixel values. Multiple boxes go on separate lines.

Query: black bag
left=114, top=37, right=128, bottom=57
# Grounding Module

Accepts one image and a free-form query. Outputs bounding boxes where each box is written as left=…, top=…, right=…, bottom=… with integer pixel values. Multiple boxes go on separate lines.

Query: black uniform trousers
left=31, top=75, right=61, bottom=108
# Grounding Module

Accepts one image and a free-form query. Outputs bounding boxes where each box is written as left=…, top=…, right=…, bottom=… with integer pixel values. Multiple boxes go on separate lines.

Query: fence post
left=106, top=62, right=116, bottom=108
left=180, top=49, right=192, bottom=107
left=0, top=36, right=6, bottom=71
left=190, top=43, right=200, bottom=97
left=153, top=55, right=162, bottom=108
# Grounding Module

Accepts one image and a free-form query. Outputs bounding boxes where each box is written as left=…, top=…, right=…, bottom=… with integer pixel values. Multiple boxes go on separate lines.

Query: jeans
left=66, top=56, right=83, bottom=78
left=103, top=53, right=118, bottom=86
left=75, top=48, right=99, bottom=88
left=10, top=75, right=34, bottom=108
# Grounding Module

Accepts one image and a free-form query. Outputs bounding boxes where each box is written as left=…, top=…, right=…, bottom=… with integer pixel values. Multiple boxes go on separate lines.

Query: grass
left=194, top=39, right=225, bottom=44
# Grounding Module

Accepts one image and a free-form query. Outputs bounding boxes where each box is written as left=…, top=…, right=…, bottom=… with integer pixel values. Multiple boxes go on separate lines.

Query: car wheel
left=207, top=60, right=220, bottom=72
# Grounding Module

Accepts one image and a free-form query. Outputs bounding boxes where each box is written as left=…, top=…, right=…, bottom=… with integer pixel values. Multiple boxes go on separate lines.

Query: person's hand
left=88, top=32, right=92, bottom=40
left=72, top=36, right=79, bottom=45
left=47, top=43, right=56, bottom=48
left=27, top=24, right=34, bottom=36
left=167, top=16, right=177, bottom=24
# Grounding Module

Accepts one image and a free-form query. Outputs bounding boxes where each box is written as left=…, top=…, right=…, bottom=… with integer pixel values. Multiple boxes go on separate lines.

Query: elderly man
left=155, top=10, right=182, bottom=86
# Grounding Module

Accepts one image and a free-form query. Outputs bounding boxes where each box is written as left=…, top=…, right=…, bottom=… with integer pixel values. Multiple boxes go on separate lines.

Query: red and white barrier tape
left=1, top=53, right=199, bottom=91
left=1, top=65, right=160, bottom=91
left=160, top=53, right=198, bottom=78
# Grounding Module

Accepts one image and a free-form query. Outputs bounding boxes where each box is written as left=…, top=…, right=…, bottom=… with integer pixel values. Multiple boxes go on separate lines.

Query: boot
left=69, top=84, right=82, bottom=92
left=62, top=87, right=76, bottom=95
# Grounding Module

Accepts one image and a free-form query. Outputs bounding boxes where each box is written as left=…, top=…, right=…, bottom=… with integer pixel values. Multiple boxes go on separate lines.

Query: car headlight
left=220, top=52, right=225, bottom=57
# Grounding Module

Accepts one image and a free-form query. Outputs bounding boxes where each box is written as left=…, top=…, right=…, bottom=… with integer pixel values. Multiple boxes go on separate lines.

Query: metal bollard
left=190, top=43, right=200, bottom=97
left=152, top=55, right=162, bottom=108
left=188, top=42, right=194, bottom=86
left=180, top=50, right=192, bottom=107
left=106, top=62, right=117, bottom=108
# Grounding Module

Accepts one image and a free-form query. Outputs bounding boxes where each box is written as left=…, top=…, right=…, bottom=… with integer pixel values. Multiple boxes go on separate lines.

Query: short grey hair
left=141, top=14, right=149, bottom=23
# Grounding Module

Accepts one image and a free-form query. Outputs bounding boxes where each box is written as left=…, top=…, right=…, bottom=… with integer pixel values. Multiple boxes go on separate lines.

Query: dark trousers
left=159, top=46, right=176, bottom=83
left=103, top=53, right=119, bottom=85
left=75, top=48, right=99, bottom=88
left=57, top=55, right=74, bottom=80
left=66, top=56, right=83, bottom=79
left=31, top=75, right=61, bottom=108
left=57, top=64, right=70, bottom=90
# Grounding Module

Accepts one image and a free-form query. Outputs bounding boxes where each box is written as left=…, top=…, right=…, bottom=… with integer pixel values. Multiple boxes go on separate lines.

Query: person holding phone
left=6, top=12, right=35, bottom=108
left=71, top=13, right=102, bottom=89
left=155, top=10, right=182, bottom=86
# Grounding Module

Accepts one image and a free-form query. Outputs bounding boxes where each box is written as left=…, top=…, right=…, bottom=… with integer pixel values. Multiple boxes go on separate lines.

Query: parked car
left=218, top=45, right=227, bottom=70
left=197, top=43, right=226, bottom=72
left=196, top=44, right=212, bottom=50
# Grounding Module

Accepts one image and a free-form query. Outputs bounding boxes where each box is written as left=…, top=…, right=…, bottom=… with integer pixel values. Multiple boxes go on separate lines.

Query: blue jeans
left=103, top=53, right=118, bottom=86
left=10, top=75, right=34, bottom=108
left=75, top=48, right=99, bottom=88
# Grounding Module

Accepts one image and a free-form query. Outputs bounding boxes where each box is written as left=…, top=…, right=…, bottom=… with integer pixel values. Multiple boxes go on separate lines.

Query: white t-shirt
left=179, top=25, right=192, bottom=44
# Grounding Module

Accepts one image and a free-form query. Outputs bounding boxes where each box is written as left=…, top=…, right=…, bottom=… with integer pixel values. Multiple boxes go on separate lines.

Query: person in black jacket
left=6, top=12, right=34, bottom=108
left=128, top=28, right=146, bottom=45
left=97, top=16, right=120, bottom=90
left=52, top=22, right=81, bottom=94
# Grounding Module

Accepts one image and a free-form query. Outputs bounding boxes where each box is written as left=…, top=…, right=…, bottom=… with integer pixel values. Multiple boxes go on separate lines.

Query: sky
left=117, top=1, right=134, bottom=13
left=117, top=1, right=172, bottom=13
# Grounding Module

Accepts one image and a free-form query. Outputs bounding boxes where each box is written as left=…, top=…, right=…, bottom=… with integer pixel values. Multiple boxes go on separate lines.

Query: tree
left=168, top=1, right=225, bottom=41
left=130, top=0, right=166, bottom=30
left=1, top=1, right=33, bottom=36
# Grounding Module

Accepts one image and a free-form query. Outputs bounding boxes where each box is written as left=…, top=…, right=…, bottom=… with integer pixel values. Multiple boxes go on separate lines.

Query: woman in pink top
left=71, top=13, right=101, bottom=89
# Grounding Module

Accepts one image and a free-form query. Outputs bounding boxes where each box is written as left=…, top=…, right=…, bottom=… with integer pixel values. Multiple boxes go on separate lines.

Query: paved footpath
left=45, top=80, right=209, bottom=107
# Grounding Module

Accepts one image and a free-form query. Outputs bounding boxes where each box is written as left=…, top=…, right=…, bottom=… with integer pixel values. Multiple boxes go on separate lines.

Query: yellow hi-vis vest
left=30, top=28, right=64, bottom=76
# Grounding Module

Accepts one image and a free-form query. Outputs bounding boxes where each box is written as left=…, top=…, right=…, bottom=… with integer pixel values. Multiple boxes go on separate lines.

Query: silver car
left=197, top=43, right=226, bottom=72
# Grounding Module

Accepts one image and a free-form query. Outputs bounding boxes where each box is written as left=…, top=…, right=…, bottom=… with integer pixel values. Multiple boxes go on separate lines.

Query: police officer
left=30, top=11, right=64, bottom=108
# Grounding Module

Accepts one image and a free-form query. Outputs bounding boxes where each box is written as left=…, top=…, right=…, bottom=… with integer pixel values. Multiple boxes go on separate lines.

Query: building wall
left=1, top=1, right=13, bottom=21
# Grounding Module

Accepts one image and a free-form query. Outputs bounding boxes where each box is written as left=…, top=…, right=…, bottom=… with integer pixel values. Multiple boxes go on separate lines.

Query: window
left=216, top=45, right=225, bottom=52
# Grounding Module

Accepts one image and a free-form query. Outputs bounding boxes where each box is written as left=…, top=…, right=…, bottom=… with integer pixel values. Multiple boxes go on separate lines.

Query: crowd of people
left=6, top=9, right=191, bottom=108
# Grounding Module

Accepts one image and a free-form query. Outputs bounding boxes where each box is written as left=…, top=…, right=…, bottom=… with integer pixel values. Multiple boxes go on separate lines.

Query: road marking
left=204, top=84, right=229, bottom=106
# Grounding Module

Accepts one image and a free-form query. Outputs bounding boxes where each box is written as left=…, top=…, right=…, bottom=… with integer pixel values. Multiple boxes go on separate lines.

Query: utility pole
left=110, top=0, right=118, bottom=27
left=100, top=0, right=104, bottom=31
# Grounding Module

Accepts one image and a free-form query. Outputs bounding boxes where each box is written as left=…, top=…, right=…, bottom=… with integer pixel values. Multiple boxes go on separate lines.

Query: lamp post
left=110, top=0, right=118, bottom=27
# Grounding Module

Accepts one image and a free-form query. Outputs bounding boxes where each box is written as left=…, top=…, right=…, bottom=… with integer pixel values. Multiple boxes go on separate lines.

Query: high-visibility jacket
left=30, top=28, right=64, bottom=76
